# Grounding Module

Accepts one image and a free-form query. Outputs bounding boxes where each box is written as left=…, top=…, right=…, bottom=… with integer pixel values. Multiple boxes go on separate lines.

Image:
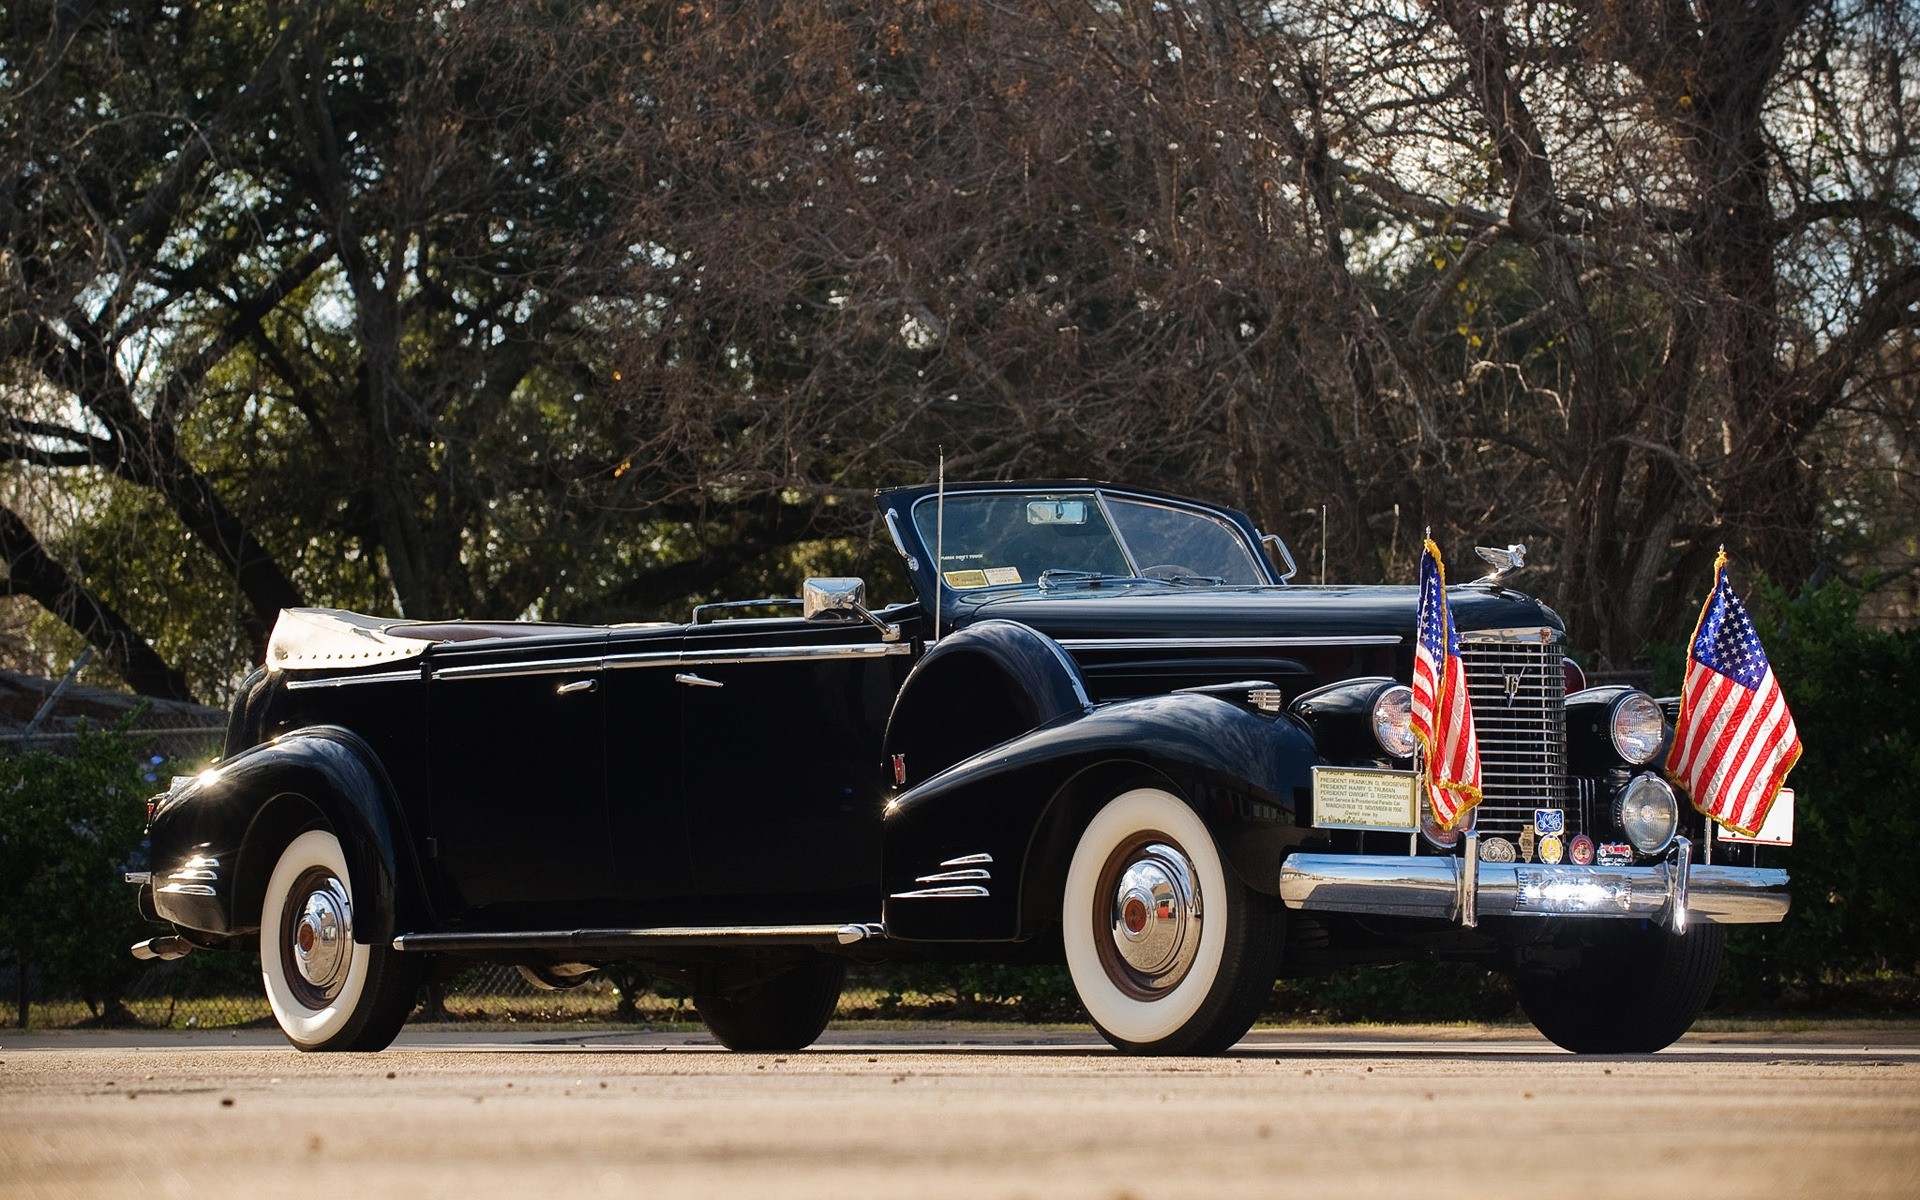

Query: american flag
left=1411, top=539, right=1482, bottom=829
left=1666, top=552, right=1801, bottom=835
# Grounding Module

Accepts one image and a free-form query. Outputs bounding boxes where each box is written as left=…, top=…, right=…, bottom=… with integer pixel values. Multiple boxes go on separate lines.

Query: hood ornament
left=1472, top=543, right=1527, bottom=587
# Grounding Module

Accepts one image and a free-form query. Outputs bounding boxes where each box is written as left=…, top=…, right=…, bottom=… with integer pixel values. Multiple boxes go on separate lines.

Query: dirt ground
left=4, top=1026, right=1917, bottom=1199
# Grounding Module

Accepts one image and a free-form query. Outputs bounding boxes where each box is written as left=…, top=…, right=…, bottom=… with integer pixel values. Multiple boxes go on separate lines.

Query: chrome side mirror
left=803, top=577, right=901, bottom=641
left=804, top=577, right=867, bottom=619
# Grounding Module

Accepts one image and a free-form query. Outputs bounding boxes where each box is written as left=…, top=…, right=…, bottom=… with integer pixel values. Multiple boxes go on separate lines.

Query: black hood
left=954, top=583, right=1562, bottom=643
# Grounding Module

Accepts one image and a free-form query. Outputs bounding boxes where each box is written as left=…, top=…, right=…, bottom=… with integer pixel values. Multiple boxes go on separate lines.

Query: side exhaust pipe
left=130, top=935, right=195, bottom=962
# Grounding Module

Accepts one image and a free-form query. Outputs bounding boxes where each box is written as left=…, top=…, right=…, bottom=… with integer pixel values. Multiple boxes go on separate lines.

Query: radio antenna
left=934, top=448, right=945, bottom=643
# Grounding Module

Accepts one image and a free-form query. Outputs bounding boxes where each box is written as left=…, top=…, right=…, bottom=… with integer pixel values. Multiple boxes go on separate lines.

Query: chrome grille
left=1458, top=632, right=1569, bottom=840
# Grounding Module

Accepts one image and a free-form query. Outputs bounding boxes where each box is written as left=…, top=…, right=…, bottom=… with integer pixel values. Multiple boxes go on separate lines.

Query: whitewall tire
left=1062, top=787, right=1282, bottom=1055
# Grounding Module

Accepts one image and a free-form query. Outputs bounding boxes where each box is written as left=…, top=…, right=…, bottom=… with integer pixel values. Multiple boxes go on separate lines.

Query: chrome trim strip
left=284, top=669, right=422, bottom=690
left=678, top=643, right=913, bottom=666
left=1278, top=854, right=1789, bottom=924
left=913, top=868, right=991, bottom=884
left=939, top=853, right=994, bottom=867
left=1059, top=635, right=1401, bottom=651
left=888, top=885, right=992, bottom=900
left=604, top=650, right=682, bottom=669
left=391, top=924, right=876, bottom=953
left=434, top=641, right=910, bottom=678
left=1457, top=627, right=1563, bottom=646
left=435, top=657, right=604, bottom=681
left=156, top=883, right=217, bottom=897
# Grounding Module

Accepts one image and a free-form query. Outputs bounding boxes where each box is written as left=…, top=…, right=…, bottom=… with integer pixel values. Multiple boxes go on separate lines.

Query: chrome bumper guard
left=1279, top=846, right=1789, bottom=929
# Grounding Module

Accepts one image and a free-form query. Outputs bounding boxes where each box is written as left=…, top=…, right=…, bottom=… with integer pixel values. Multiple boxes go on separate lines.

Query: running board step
left=392, top=922, right=887, bottom=954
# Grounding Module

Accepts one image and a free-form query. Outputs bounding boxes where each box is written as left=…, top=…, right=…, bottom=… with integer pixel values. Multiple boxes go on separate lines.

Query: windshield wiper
left=1037, top=569, right=1177, bottom=590
left=1156, top=572, right=1226, bottom=586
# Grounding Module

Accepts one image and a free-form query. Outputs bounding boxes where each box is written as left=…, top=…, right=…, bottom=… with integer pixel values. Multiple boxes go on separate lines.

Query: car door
left=427, top=632, right=612, bottom=920
left=602, top=622, right=699, bottom=912
left=674, top=618, right=913, bottom=923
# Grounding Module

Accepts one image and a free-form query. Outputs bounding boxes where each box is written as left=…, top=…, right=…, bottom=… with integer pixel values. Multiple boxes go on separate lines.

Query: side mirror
left=803, top=577, right=867, bottom=620
left=803, top=577, right=902, bottom=642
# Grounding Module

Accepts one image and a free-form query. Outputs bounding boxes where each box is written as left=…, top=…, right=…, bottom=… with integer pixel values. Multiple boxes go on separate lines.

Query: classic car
left=128, top=480, right=1790, bottom=1055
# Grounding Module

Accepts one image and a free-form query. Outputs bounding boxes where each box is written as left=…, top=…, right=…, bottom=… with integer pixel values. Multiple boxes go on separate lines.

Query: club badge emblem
left=1568, top=834, right=1595, bottom=865
left=1478, top=836, right=1518, bottom=863
left=1538, top=834, right=1565, bottom=865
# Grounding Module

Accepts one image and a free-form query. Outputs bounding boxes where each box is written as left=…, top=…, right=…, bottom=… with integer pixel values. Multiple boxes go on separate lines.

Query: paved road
left=5, top=1026, right=1917, bottom=1199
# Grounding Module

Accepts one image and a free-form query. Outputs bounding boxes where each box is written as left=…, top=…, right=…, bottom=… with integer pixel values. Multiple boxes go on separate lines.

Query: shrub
left=1664, top=579, right=1920, bottom=1001
left=0, top=729, right=156, bottom=1022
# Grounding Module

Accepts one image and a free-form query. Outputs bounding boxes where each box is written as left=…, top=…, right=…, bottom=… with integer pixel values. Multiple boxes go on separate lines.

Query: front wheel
left=1062, top=786, right=1283, bottom=1055
left=1512, top=920, right=1725, bottom=1053
left=260, top=828, right=420, bottom=1052
left=694, top=959, right=846, bottom=1052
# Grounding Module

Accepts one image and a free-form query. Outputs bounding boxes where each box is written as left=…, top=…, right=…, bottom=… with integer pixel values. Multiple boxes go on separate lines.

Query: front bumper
left=1280, top=851, right=1789, bottom=927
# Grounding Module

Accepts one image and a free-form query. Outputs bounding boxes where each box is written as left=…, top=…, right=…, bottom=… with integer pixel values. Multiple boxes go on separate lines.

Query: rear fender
left=146, top=726, right=423, bottom=945
left=882, top=693, right=1316, bottom=941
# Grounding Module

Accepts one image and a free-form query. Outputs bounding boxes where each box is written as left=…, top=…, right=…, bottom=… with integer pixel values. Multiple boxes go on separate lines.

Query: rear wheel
left=260, top=829, right=420, bottom=1052
left=694, top=959, right=846, bottom=1052
left=1513, top=920, right=1725, bottom=1053
left=1062, top=786, right=1282, bottom=1055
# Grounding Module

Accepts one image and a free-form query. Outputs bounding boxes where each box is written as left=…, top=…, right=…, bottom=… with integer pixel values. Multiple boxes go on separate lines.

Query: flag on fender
left=1410, top=539, right=1482, bottom=829
left=1666, top=550, right=1802, bottom=835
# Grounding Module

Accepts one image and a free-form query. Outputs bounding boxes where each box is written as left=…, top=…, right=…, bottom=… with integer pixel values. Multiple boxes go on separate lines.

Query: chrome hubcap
left=290, top=876, right=353, bottom=996
left=1106, top=842, right=1202, bottom=992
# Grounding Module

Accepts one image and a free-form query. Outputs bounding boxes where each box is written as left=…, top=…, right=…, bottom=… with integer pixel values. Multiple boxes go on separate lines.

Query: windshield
left=910, top=491, right=1267, bottom=588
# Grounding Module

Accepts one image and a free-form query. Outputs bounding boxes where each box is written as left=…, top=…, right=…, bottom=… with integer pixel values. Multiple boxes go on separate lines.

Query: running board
left=391, top=922, right=887, bottom=954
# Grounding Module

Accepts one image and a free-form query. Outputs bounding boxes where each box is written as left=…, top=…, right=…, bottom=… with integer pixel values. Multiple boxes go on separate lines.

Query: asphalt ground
left=4, top=1025, right=1918, bottom=1199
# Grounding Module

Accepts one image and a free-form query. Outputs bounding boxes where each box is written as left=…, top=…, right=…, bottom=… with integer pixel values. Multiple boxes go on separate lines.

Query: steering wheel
left=1140, top=564, right=1200, bottom=581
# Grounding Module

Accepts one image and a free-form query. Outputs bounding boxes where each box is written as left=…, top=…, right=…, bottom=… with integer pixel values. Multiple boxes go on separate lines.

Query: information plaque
left=1311, top=766, right=1420, bottom=832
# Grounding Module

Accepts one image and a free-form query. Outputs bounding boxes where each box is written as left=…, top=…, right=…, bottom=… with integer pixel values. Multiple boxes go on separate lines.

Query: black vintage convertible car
left=128, top=481, right=1790, bottom=1054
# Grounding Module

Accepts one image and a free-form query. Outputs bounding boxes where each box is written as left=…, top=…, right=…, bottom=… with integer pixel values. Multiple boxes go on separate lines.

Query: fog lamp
left=1614, top=774, right=1679, bottom=856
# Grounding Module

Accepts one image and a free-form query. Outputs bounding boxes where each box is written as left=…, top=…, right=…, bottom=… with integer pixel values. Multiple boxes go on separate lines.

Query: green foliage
left=0, top=731, right=156, bottom=1020
left=1713, top=579, right=1920, bottom=995
left=857, top=963, right=1081, bottom=1022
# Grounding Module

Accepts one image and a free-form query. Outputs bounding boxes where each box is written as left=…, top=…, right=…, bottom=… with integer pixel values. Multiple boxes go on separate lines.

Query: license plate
left=1311, top=767, right=1419, bottom=832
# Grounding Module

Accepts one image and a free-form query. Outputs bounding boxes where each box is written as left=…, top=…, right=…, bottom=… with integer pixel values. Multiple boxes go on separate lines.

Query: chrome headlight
left=1609, top=691, right=1665, bottom=765
left=1372, top=685, right=1416, bottom=759
left=1614, top=774, right=1679, bottom=855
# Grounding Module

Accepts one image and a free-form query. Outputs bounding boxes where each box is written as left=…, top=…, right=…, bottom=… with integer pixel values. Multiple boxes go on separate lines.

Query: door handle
left=555, top=678, right=597, bottom=696
left=674, top=673, right=724, bottom=688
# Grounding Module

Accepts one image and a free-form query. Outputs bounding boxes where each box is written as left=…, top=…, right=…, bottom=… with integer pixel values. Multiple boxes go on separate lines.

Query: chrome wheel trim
left=1103, top=841, right=1203, bottom=993
left=286, top=871, right=354, bottom=1001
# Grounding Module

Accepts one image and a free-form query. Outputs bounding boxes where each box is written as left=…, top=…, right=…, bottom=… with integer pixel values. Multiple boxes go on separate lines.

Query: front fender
left=146, top=726, right=422, bottom=945
left=882, top=693, right=1317, bottom=941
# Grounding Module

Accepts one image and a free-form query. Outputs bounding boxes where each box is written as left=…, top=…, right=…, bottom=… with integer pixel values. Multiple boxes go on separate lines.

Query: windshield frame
left=902, top=484, right=1278, bottom=599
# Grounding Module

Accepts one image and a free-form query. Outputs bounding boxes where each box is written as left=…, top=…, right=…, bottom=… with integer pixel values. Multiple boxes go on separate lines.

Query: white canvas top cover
left=265, top=608, right=440, bottom=671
